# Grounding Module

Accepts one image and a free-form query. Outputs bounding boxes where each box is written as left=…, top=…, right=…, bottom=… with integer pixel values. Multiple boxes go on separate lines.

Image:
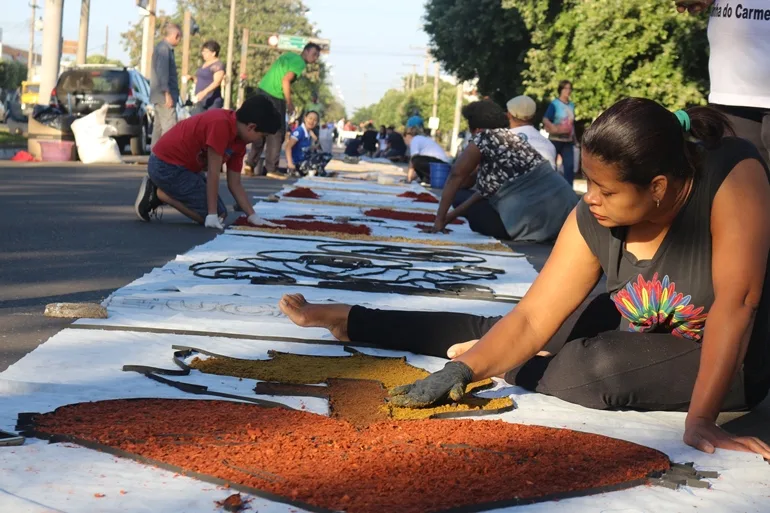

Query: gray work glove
left=388, top=360, right=474, bottom=408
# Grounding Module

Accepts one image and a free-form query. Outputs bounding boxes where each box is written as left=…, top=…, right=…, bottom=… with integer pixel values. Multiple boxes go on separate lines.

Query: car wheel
left=130, top=122, right=148, bottom=156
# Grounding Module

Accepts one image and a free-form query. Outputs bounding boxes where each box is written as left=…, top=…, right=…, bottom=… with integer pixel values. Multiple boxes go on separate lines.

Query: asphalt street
left=0, top=161, right=287, bottom=372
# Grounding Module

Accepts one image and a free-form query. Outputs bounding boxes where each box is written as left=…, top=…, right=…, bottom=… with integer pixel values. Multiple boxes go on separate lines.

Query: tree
left=86, top=55, right=124, bottom=67
left=324, top=98, right=346, bottom=122
left=351, top=79, right=468, bottom=143
left=511, top=0, right=709, bottom=121
left=0, top=61, right=28, bottom=91
left=121, top=0, right=335, bottom=108
left=424, top=0, right=531, bottom=104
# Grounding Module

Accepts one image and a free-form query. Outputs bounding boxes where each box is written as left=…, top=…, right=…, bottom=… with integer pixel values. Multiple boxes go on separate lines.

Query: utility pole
left=237, top=28, right=249, bottom=107
left=27, top=2, right=39, bottom=81
left=140, top=0, right=157, bottom=78
left=76, top=0, right=89, bottom=65
left=423, top=55, right=429, bottom=88
left=412, top=64, right=418, bottom=90
left=180, top=10, right=191, bottom=103
left=223, top=0, right=237, bottom=109
left=39, top=0, right=64, bottom=105
left=431, top=61, right=440, bottom=135
left=450, top=82, right=464, bottom=156
left=104, top=25, right=109, bottom=59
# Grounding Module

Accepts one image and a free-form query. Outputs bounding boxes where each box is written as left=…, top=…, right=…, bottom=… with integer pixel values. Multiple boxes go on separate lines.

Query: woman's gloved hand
left=388, top=361, right=474, bottom=408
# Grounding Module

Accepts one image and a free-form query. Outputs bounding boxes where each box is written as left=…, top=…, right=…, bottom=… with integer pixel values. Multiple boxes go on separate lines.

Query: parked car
left=137, top=75, right=191, bottom=137
left=49, top=65, right=152, bottom=155
left=20, top=81, right=39, bottom=115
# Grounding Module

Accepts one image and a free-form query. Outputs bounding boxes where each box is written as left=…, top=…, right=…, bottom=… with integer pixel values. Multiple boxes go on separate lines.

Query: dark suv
left=51, top=65, right=152, bottom=155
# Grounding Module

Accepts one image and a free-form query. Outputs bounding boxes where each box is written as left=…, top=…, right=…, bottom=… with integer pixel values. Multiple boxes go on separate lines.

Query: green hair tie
left=674, top=110, right=691, bottom=132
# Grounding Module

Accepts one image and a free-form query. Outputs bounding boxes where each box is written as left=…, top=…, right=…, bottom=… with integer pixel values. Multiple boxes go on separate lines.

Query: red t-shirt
left=152, top=109, right=246, bottom=173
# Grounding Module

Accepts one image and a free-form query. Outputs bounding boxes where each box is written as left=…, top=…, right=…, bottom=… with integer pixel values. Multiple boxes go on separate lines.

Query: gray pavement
left=0, top=161, right=288, bottom=372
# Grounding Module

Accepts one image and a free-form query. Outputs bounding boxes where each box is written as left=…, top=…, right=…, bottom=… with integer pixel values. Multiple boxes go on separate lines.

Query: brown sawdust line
left=189, top=351, right=514, bottom=421
left=229, top=226, right=512, bottom=253
left=283, top=198, right=436, bottom=211
left=293, top=186, right=401, bottom=196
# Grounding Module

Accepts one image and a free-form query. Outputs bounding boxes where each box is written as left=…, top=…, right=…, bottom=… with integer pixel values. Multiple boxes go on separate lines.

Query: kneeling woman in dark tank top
left=278, top=98, right=770, bottom=458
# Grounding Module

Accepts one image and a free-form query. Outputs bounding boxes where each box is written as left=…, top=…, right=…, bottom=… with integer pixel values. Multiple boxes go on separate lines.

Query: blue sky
left=1, top=0, right=430, bottom=112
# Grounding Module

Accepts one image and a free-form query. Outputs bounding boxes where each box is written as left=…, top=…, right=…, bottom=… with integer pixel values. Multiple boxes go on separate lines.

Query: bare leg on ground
left=156, top=188, right=204, bottom=224
left=279, top=294, right=352, bottom=341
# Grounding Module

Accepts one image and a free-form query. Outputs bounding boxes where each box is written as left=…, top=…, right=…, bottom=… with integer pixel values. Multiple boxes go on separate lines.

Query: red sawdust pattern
left=364, top=208, right=464, bottom=225
left=284, top=187, right=320, bottom=199
left=30, top=399, right=670, bottom=513
left=398, top=191, right=440, bottom=203
left=232, top=216, right=372, bottom=235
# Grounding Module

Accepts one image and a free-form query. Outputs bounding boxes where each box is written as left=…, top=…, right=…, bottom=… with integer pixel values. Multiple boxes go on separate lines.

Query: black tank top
left=576, top=137, right=770, bottom=404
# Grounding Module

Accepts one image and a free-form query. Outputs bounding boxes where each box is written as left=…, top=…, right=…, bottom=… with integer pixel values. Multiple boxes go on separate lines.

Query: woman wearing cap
left=432, top=99, right=577, bottom=242
left=507, top=95, right=557, bottom=169
left=280, top=98, right=770, bottom=458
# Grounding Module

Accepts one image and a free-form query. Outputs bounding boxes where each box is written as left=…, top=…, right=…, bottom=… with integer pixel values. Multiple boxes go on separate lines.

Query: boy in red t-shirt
left=134, top=95, right=281, bottom=229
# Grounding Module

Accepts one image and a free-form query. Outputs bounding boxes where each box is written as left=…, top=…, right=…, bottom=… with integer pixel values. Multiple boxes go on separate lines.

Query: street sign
left=428, top=117, right=440, bottom=130
left=269, top=34, right=331, bottom=54
left=62, top=40, right=78, bottom=55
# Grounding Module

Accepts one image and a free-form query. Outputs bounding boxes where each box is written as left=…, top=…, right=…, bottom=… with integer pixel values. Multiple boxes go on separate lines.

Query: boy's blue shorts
left=148, top=154, right=226, bottom=219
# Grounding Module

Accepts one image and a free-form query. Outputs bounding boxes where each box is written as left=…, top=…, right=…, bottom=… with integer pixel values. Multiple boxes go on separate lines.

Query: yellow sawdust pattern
left=230, top=226, right=512, bottom=253
left=189, top=352, right=514, bottom=421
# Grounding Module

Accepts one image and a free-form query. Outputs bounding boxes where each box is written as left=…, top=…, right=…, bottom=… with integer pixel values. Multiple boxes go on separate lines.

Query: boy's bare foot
left=279, top=294, right=352, bottom=341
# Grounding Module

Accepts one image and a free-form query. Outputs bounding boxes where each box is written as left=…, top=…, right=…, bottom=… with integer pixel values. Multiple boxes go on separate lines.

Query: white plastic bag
left=71, top=105, right=122, bottom=164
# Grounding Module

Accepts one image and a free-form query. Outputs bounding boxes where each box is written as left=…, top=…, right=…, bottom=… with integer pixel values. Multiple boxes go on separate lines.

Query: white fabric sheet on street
left=240, top=205, right=510, bottom=247
left=276, top=184, right=440, bottom=211
left=1, top=174, right=769, bottom=513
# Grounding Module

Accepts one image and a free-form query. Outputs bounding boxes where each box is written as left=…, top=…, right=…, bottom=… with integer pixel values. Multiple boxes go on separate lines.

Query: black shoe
left=134, top=175, right=158, bottom=222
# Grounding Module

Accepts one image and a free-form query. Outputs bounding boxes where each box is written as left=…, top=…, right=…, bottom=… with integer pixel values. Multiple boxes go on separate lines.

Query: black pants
left=411, top=155, right=446, bottom=182
left=348, top=294, right=750, bottom=412
left=246, top=89, right=286, bottom=175
left=552, top=141, right=575, bottom=185
left=452, top=188, right=510, bottom=240
left=714, top=105, right=770, bottom=166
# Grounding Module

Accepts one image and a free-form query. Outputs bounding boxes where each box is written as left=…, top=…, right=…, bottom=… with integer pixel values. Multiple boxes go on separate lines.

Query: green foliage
left=323, top=99, right=347, bottom=122
left=424, top=0, right=530, bottom=103
left=86, top=55, right=125, bottom=67
left=352, top=80, right=467, bottom=135
left=423, top=0, right=710, bottom=123
left=0, top=60, right=28, bottom=91
left=120, top=0, right=337, bottom=109
left=519, top=0, right=710, bottom=121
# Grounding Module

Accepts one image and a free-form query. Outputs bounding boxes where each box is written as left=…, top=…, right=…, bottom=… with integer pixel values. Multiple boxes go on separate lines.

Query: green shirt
left=258, top=53, right=307, bottom=100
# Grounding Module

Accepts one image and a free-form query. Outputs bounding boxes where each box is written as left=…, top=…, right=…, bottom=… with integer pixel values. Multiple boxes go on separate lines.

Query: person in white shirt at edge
left=405, top=127, right=451, bottom=183
left=507, top=95, right=557, bottom=168
left=677, top=0, right=770, bottom=165
left=318, top=122, right=334, bottom=154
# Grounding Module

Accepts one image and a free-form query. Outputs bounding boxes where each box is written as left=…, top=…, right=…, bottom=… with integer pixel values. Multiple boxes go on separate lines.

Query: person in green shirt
left=246, top=43, right=321, bottom=175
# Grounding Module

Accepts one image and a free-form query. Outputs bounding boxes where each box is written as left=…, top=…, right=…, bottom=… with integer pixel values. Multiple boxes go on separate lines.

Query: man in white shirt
left=506, top=95, right=557, bottom=169
left=677, top=0, right=769, bottom=164
left=405, top=127, right=451, bottom=182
